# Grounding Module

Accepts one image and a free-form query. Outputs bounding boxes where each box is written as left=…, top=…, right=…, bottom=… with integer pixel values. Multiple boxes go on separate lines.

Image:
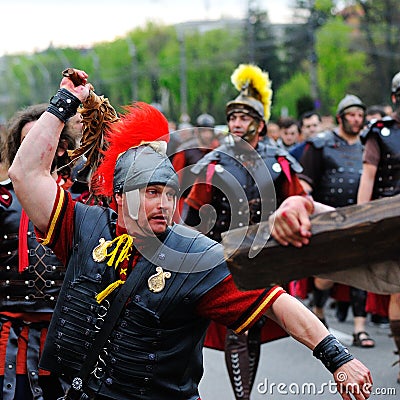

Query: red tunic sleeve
left=196, top=275, right=285, bottom=334
left=34, top=186, right=75, bottom=266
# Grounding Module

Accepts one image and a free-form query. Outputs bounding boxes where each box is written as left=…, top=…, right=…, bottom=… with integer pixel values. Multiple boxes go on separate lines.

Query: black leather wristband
left=313, top=334, right=354, bottom=373
left=47, top=88, right=81, bottom=123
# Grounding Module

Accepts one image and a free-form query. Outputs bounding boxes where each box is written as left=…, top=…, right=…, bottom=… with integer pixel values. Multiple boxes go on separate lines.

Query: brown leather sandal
left=352, top=331, right=375, bottom=348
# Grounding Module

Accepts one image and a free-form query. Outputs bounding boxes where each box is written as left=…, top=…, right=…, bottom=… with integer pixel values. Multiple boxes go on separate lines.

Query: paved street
left=199, top=300, right=398, bottom=399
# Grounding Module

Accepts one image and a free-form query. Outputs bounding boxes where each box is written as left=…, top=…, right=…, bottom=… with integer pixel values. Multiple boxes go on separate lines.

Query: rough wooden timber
left=222, top=195, right=400, bottom=294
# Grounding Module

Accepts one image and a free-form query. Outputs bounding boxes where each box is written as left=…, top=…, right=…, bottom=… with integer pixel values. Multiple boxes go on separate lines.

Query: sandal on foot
left=352, top=331, right=375, bottom=348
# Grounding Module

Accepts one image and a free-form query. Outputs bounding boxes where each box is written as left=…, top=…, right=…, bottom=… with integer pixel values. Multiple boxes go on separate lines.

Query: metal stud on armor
left=361, top=118, right=400, bottom=199
left=0, top=184, right=65, bottom=312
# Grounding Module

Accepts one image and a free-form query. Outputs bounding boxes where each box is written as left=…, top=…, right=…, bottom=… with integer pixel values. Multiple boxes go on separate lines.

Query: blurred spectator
left=262, top=120, right=280, bottom=145
left=320, top=114, right=336, bottom=131
left=276, top=116, right=300, bottom=150
left=365, top=105, right=386, bottom=123
left=290, top=111, right=322, bottom=162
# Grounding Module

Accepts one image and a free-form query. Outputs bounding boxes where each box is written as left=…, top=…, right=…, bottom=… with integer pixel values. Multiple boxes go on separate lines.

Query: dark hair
left=298, top=111, right=321, bottom=128
left=2, top=103, right=48, bottom=168
left=365, top=105, right=386, bottom=118
left=2, top=104, right=77, bottom=177
left=277, top=116, right=299, bottom=130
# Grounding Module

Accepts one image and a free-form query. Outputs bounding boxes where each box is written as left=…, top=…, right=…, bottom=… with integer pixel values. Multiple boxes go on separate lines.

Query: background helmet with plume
left=226, top=64, right=273, bottom=137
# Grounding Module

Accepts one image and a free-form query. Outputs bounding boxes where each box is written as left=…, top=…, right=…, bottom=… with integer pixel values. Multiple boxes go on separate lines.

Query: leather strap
left=27, top=325, right=45, bottom=400
left=66, top=258, right=140, bottom=398
left=3, top=321, right=22, bottom=400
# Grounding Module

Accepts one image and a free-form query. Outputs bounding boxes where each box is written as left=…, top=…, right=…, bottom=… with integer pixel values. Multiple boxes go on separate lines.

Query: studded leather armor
left=190, top=141, right=302, bottom=242
left=40, top=202, right=229, bottom=399
left=361, top=118, right=400, bottom=199
left=306, top=130, right=363, bottom=207
left=0, top=180, right=66, bottom=313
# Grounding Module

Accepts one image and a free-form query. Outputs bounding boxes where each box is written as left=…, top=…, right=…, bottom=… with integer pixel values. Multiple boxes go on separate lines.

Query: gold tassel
left=93, top=234, right=134, bottom=303
left=96, top=280, right=125, bottom=303
left=105, top=234, right=134, bottom=268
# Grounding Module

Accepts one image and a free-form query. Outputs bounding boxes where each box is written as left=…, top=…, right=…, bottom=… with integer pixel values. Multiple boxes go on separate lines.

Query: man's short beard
left=342, top=117, right=361, bottom=136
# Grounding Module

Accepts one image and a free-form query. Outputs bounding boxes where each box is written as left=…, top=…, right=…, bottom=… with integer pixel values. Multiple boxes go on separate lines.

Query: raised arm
left=8, top=69, right=90, bottom=232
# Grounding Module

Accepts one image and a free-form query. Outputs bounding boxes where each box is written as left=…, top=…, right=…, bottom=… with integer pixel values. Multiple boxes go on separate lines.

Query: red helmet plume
left=91, top=102, right=170, bottom=197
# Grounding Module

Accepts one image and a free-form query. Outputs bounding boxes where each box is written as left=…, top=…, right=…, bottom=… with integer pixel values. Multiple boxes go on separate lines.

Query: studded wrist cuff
left=47, top=88, right=81, bottom=123
left=313, top=334, right=354, bottom=373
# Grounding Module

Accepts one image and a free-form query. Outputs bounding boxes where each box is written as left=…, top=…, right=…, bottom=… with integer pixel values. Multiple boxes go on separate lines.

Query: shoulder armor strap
left=307, top=130, right=335, bottom=149
left=360, top=116, right=396, bottom=143
left=149, top=224, right=225, bottom=274
left=190, top=145, right=224, bottom=175
left=74, top=202, right=117, bottom=242
left=268, top=144, right=303, bottom=173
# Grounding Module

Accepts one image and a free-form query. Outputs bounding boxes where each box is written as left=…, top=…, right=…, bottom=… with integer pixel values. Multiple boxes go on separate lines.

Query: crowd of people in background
left=164, top=82, right=400, bottom=395
left=0, top=63, right=399, bottom=400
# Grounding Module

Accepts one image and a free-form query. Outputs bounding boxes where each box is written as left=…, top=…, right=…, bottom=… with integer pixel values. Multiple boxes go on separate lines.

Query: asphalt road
left=199, top=301, right=399, bottom=399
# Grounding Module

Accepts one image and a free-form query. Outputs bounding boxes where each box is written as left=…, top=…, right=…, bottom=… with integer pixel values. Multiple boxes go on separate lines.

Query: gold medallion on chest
left=92, top=238, right=112, bottom=262
left=148, top=267, right=171, bottom=293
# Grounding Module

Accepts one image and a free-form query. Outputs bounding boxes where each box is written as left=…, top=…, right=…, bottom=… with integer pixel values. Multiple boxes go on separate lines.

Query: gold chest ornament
left=92, top=238, right=113, bottom=262
left=148, top=267, right=171, bottom=293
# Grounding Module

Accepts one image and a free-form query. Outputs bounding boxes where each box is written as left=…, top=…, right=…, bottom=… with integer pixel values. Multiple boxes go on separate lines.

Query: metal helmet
left=225, top=64, right=272, bottom=123
left=196, top=113, right=215, bottom=128
left=336, top=94, right=366, bottom=116
left=391, top=72, right=400, bottom=94
left=114, top=145, right=179, bottom=194
left=226, top=92, right=265, bottom=121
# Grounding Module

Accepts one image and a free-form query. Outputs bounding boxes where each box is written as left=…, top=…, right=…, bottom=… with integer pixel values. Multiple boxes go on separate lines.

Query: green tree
left=242, top=2, right=283, bottom=88
left=272, top=72, right=311, bottom=119
left=316, top=17, right=369, bottom=114
left=352, top=0, right=400, bottom=104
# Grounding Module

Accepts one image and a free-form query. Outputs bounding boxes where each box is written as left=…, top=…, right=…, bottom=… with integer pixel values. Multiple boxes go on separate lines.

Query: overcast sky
left=0, top=0, right=292, bottom=56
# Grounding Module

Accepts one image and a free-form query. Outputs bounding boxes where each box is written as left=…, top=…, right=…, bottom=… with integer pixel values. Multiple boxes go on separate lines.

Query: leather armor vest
left=40, top=202, right=229, bottom=400
left=307, top=131, right=363, bottom=207
left=361, top=118, right=400, bottom=199
left=0, top=181, right=65, bottom=313
left=191, top=141, right=302, bottom=242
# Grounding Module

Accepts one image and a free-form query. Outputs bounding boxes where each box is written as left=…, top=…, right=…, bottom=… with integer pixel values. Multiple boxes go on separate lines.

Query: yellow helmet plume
left=229, top=64, right=273, bottom=122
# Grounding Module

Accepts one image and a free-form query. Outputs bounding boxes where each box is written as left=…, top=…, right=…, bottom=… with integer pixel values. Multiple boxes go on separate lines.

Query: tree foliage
left=1, top=1, right=399, bottom=123
left=316, top=18, right=369, bottom=114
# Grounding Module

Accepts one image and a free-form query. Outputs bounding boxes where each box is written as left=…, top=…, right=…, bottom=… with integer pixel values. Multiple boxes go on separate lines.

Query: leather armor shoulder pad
left=307, top=130, right=336, bottom=149
left=190, top=146, right=223, bottom=175
left=360, top=116, right=396, bottom=143
left=267, top=143, right=303, bottom=174
left=74, top=202, right=117, bottom=241
left=151, top=224, right=226, bottom=274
